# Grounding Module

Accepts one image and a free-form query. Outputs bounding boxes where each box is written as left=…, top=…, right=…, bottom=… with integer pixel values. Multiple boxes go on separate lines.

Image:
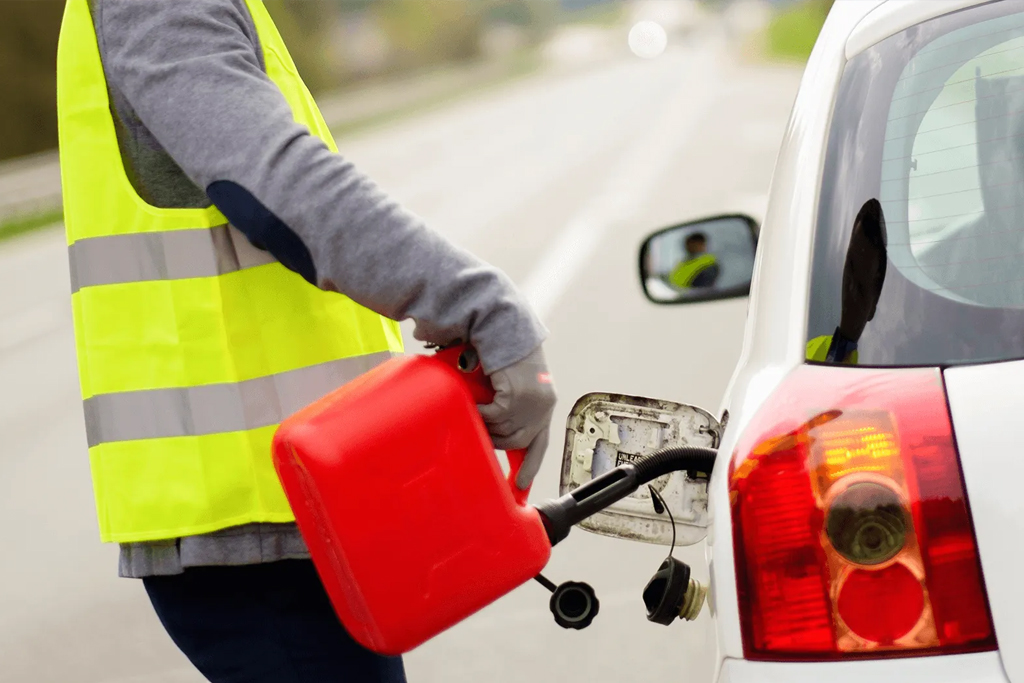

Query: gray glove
left=477, top=346, right=557, bottom=491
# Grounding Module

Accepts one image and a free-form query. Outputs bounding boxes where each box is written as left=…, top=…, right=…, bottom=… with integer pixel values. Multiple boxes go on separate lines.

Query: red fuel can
left=272, top=346, right=552, bottom=655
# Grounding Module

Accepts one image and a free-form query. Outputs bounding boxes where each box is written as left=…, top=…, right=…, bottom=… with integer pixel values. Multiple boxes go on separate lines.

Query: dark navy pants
left=143, top=560, right=406, bottom=683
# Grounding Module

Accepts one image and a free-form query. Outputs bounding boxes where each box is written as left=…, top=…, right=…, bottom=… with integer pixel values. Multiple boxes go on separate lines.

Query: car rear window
left=807, top=1, right=1024, bottom=367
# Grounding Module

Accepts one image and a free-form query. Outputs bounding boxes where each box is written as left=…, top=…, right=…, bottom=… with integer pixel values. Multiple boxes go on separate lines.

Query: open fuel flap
left=559, top=393, right=718, bottom=547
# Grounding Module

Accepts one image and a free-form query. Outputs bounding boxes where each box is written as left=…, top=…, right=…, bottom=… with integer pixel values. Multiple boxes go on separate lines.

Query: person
left=55, top=1, right=556, bottom=682
left=668, top=232, right=720, bottom=290
left=806, top=198, right=888, bottom=365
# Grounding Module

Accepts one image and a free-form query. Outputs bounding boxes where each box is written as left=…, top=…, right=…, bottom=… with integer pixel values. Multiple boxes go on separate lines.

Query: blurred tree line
left=0, top=0, right=570, bottom=163
left=763, top=0, right=835, bottom=61
left=268, top=1, right=554, bottom=93
left=0, top=1, right=65, bottom=162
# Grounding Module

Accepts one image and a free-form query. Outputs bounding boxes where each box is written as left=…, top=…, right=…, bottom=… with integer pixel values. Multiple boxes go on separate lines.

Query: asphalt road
left=0, top=27, right=801, bottom=683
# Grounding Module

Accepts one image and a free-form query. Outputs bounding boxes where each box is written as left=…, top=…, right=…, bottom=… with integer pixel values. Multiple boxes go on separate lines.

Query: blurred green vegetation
left=765, top=0, right=834, bottom=61
left=0, top=208, right=64, bottom=243
left=374, top=1, right=485, bottom=65
left=266, top=0, right=561, bottom=92
left=1, top=0, right=583, bottom=163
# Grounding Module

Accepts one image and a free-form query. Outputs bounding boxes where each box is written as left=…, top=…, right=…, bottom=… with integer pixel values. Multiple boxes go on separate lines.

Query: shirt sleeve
left=92, top=0, right=546, bottom=373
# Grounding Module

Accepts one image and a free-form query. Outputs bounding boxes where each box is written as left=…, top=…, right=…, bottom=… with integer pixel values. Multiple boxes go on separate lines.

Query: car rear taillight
left=729, top=365, right=996, bottom=660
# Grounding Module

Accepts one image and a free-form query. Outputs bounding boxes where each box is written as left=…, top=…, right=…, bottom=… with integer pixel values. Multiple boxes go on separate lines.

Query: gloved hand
left=477, top=346, right=557, bottom=491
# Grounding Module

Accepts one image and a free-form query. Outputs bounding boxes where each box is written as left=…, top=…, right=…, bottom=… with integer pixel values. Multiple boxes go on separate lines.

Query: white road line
left=521, top=44, right=724, bottom=320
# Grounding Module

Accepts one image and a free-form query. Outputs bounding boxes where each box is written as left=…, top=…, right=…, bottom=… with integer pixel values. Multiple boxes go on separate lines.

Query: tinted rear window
left=807, top=1, right=1024, bottom=367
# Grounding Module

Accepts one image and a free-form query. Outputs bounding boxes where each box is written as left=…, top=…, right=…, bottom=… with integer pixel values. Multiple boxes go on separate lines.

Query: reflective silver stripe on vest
left=69, top=224, right=278, bottom=293
left=83, top=351, right=395, bottom=448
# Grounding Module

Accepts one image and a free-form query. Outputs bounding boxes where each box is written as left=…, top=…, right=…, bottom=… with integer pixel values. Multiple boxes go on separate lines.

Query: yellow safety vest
left=56, top=0, right=404, bottom=543
left=806, top=335, right=858, bottom=365
left=669, top=254, right=718, bottom=289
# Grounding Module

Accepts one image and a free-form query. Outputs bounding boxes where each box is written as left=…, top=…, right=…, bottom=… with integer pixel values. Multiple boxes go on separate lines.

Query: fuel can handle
left=433, top=344, right=531, bottom=506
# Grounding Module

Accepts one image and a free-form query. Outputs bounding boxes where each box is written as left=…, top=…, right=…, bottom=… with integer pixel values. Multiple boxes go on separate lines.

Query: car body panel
left=710, top=0, right=1009, bottom=671
left=846, top=0, right=993, bottom=59
left=717, top=0, right=881, bottom=436
left=943, top=360, right=1024, bottom=683
left=710, top=0, right=879, bottom=662
left=718, top=652, right=1007, bottom=683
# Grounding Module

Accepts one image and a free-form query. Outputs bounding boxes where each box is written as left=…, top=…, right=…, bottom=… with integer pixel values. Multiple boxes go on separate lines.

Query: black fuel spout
left=533, top=446, right=717, bottom=547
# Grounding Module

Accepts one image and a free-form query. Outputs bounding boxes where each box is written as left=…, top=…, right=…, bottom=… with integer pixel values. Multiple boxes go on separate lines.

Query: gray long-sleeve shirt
left=87, top=0, right=547, bottom=577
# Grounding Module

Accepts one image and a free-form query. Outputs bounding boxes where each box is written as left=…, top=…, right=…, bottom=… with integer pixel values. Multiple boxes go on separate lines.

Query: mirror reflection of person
left=669, top=232, right=720, bottom=290
left=807, top=198, right=888, bottom=364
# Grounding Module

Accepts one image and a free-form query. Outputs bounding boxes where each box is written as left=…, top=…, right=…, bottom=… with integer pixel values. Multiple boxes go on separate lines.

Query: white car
left=555, top=2, right=1022, bottom=682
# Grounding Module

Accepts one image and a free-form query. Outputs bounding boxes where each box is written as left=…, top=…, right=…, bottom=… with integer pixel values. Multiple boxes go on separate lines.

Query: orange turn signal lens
left=809, top=411, right=902, bottom=498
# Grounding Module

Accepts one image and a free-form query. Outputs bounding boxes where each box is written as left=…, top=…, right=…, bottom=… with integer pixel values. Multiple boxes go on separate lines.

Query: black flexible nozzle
left=534, top=446, right=716, bottom=547
left=632, top=445, right=716, bottom=484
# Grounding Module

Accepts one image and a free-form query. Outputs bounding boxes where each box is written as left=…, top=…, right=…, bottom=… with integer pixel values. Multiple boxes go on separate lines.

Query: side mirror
left=559, top=393, right=720, bottom=547
left=639, top=214, right=758, bottom=304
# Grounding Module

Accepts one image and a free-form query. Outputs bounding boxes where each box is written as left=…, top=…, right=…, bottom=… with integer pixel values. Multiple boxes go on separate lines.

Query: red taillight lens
left=729, top=366, right=995, bottom=660
left=838, top=564, right=923, bottom=643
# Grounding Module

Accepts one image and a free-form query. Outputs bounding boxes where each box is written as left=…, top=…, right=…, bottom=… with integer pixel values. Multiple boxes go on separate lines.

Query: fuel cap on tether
left=642, top=486, right=708, bottom=625
left=534, top=574, right=600, bottom=630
